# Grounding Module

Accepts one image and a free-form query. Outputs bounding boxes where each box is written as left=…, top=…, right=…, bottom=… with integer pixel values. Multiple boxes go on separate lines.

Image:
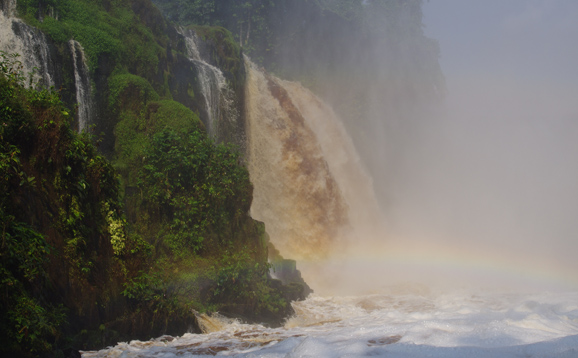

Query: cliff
left=0, top=0, right=308, bottom=356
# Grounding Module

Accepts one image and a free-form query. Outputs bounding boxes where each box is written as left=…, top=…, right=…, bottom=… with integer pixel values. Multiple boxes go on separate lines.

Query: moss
left=108, top=73, right=160, bottom=109
left=111, top=82, right=202, bottom=188
left=108, top=73, right=157, bottom=185
left=113, top=110, right=147, bottom=184
left=187, top=83, right=195, bottom=99
left=146, top=99, right=201, bottom=133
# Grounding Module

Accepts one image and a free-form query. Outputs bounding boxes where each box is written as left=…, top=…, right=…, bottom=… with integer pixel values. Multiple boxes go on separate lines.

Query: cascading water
left=279, top=76, right=383, bottom=237
left=69, top=39, right=93, bottom=132
left=0, top=1, right=55, bottom=88
left=180, top=28, right=237, bottom=140
left=244, top=58, right=382, bottom=262
left=0, top=0, right=16, bottom=17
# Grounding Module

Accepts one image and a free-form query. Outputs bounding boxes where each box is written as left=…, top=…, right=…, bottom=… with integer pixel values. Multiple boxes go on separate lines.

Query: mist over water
left=241, top=0, right=578, bottom=295
left=381, top=79, right=578, bottom=285
left=372, top=0, right=578, bottom=291
left=306, top=0, right=578, bottom=295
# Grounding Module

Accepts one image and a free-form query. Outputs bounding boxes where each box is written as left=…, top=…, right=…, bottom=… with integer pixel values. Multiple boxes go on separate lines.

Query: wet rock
left=367, top=335, right=402, bottom=346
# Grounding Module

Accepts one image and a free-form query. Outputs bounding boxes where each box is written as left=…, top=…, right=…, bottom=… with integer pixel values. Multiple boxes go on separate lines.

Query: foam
left=82, top=289, right=578, bottom=357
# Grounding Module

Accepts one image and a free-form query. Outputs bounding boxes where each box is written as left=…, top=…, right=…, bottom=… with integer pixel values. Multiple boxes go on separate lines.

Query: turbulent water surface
left=82, top=286, right=578, bottom=357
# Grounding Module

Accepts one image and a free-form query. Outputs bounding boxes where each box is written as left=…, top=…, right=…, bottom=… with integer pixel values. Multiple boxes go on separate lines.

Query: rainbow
left=296, top=237, right=578, bottom=295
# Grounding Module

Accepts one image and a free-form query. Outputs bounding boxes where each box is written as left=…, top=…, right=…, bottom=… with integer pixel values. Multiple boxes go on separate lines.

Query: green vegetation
left=109, top=71, right=284, bottom=321
left=0, top=51, right=125, bottom=355
left=191, top=25, right=245, bottom=89
left=2, top=0, right=300, bottom=348
left=17, top=0, right=165, bottom=73
left=137, top=128, right=249, bottom=256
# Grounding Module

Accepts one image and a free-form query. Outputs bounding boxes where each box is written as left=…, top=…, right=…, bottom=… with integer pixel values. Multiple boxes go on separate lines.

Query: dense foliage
left=2, top=0, right=299, bottom=353
left=17, top=0, right=166, bottom=74
left=138, top=128, right=250, bottom=255
left=0, top=50, right=126, bottom=355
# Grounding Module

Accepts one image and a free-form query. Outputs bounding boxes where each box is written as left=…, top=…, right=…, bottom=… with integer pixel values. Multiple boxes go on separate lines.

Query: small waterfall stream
left=1, top=4, right=94, bottom=132
left=69, top=39, right=93, bottom=132
left=180, top=28, right=237, bottom=140
left=0, top=0, right=16, bottom=17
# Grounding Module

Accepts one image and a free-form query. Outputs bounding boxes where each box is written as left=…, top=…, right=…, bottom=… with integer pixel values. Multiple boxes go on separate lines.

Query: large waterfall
left=180, top=28, right=238, bottom=140
left=244, top=59, right=382, bottom=261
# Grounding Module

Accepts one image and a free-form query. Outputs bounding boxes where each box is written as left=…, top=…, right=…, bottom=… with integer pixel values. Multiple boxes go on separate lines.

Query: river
left=83, top=284, right=578, bottom=357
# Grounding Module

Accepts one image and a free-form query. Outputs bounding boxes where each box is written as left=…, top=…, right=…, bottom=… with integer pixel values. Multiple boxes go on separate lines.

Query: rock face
left=0, top=2, right=77, bottom=111
left=271, top=259, right=314, bottom=301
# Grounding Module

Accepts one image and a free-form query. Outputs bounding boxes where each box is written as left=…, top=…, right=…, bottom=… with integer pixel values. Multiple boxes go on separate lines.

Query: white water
left=181, top=28, right=237, bottom=139
left=82, top=287, right=578, bottom=357
left=0, top=0, right=16, bottom=17
left=69, top=39, right=93, bottom=132
left=0, top=2, right=54, bottom=87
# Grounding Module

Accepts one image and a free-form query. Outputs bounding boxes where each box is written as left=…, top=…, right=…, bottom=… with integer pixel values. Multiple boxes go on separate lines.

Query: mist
left=289, top=0, right=578, bottom=295
left=356, top=0, right=578, bottom=292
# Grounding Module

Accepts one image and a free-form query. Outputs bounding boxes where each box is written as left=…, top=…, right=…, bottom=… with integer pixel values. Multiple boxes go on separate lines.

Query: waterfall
left=0, top=0, right=16, bottom=17
left=69, top=40, right=93, bottom=132
left=244, top=58, right=382, bottom=261
left=0, top=3, right=54, bottom=88
left=180, top=28, right=237, bottom=140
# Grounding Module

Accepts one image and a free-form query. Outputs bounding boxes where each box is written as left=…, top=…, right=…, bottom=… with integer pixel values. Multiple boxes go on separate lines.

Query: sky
left=422, top=0, right=578, bottom=89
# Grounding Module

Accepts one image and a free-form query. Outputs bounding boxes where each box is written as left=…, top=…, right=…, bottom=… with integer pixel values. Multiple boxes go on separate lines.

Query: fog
left=365, top=0, right=578, bottom=291
left=294, top=1, right=578, bottom=295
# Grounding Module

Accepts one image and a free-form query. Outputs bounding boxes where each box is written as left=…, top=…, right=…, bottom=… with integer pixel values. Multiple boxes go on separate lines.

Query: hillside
left=1, top=0, right=308, bottom=356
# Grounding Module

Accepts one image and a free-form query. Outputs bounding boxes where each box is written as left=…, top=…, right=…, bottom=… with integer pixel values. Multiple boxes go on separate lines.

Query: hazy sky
left=423, top=0, right=578, bottom=88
